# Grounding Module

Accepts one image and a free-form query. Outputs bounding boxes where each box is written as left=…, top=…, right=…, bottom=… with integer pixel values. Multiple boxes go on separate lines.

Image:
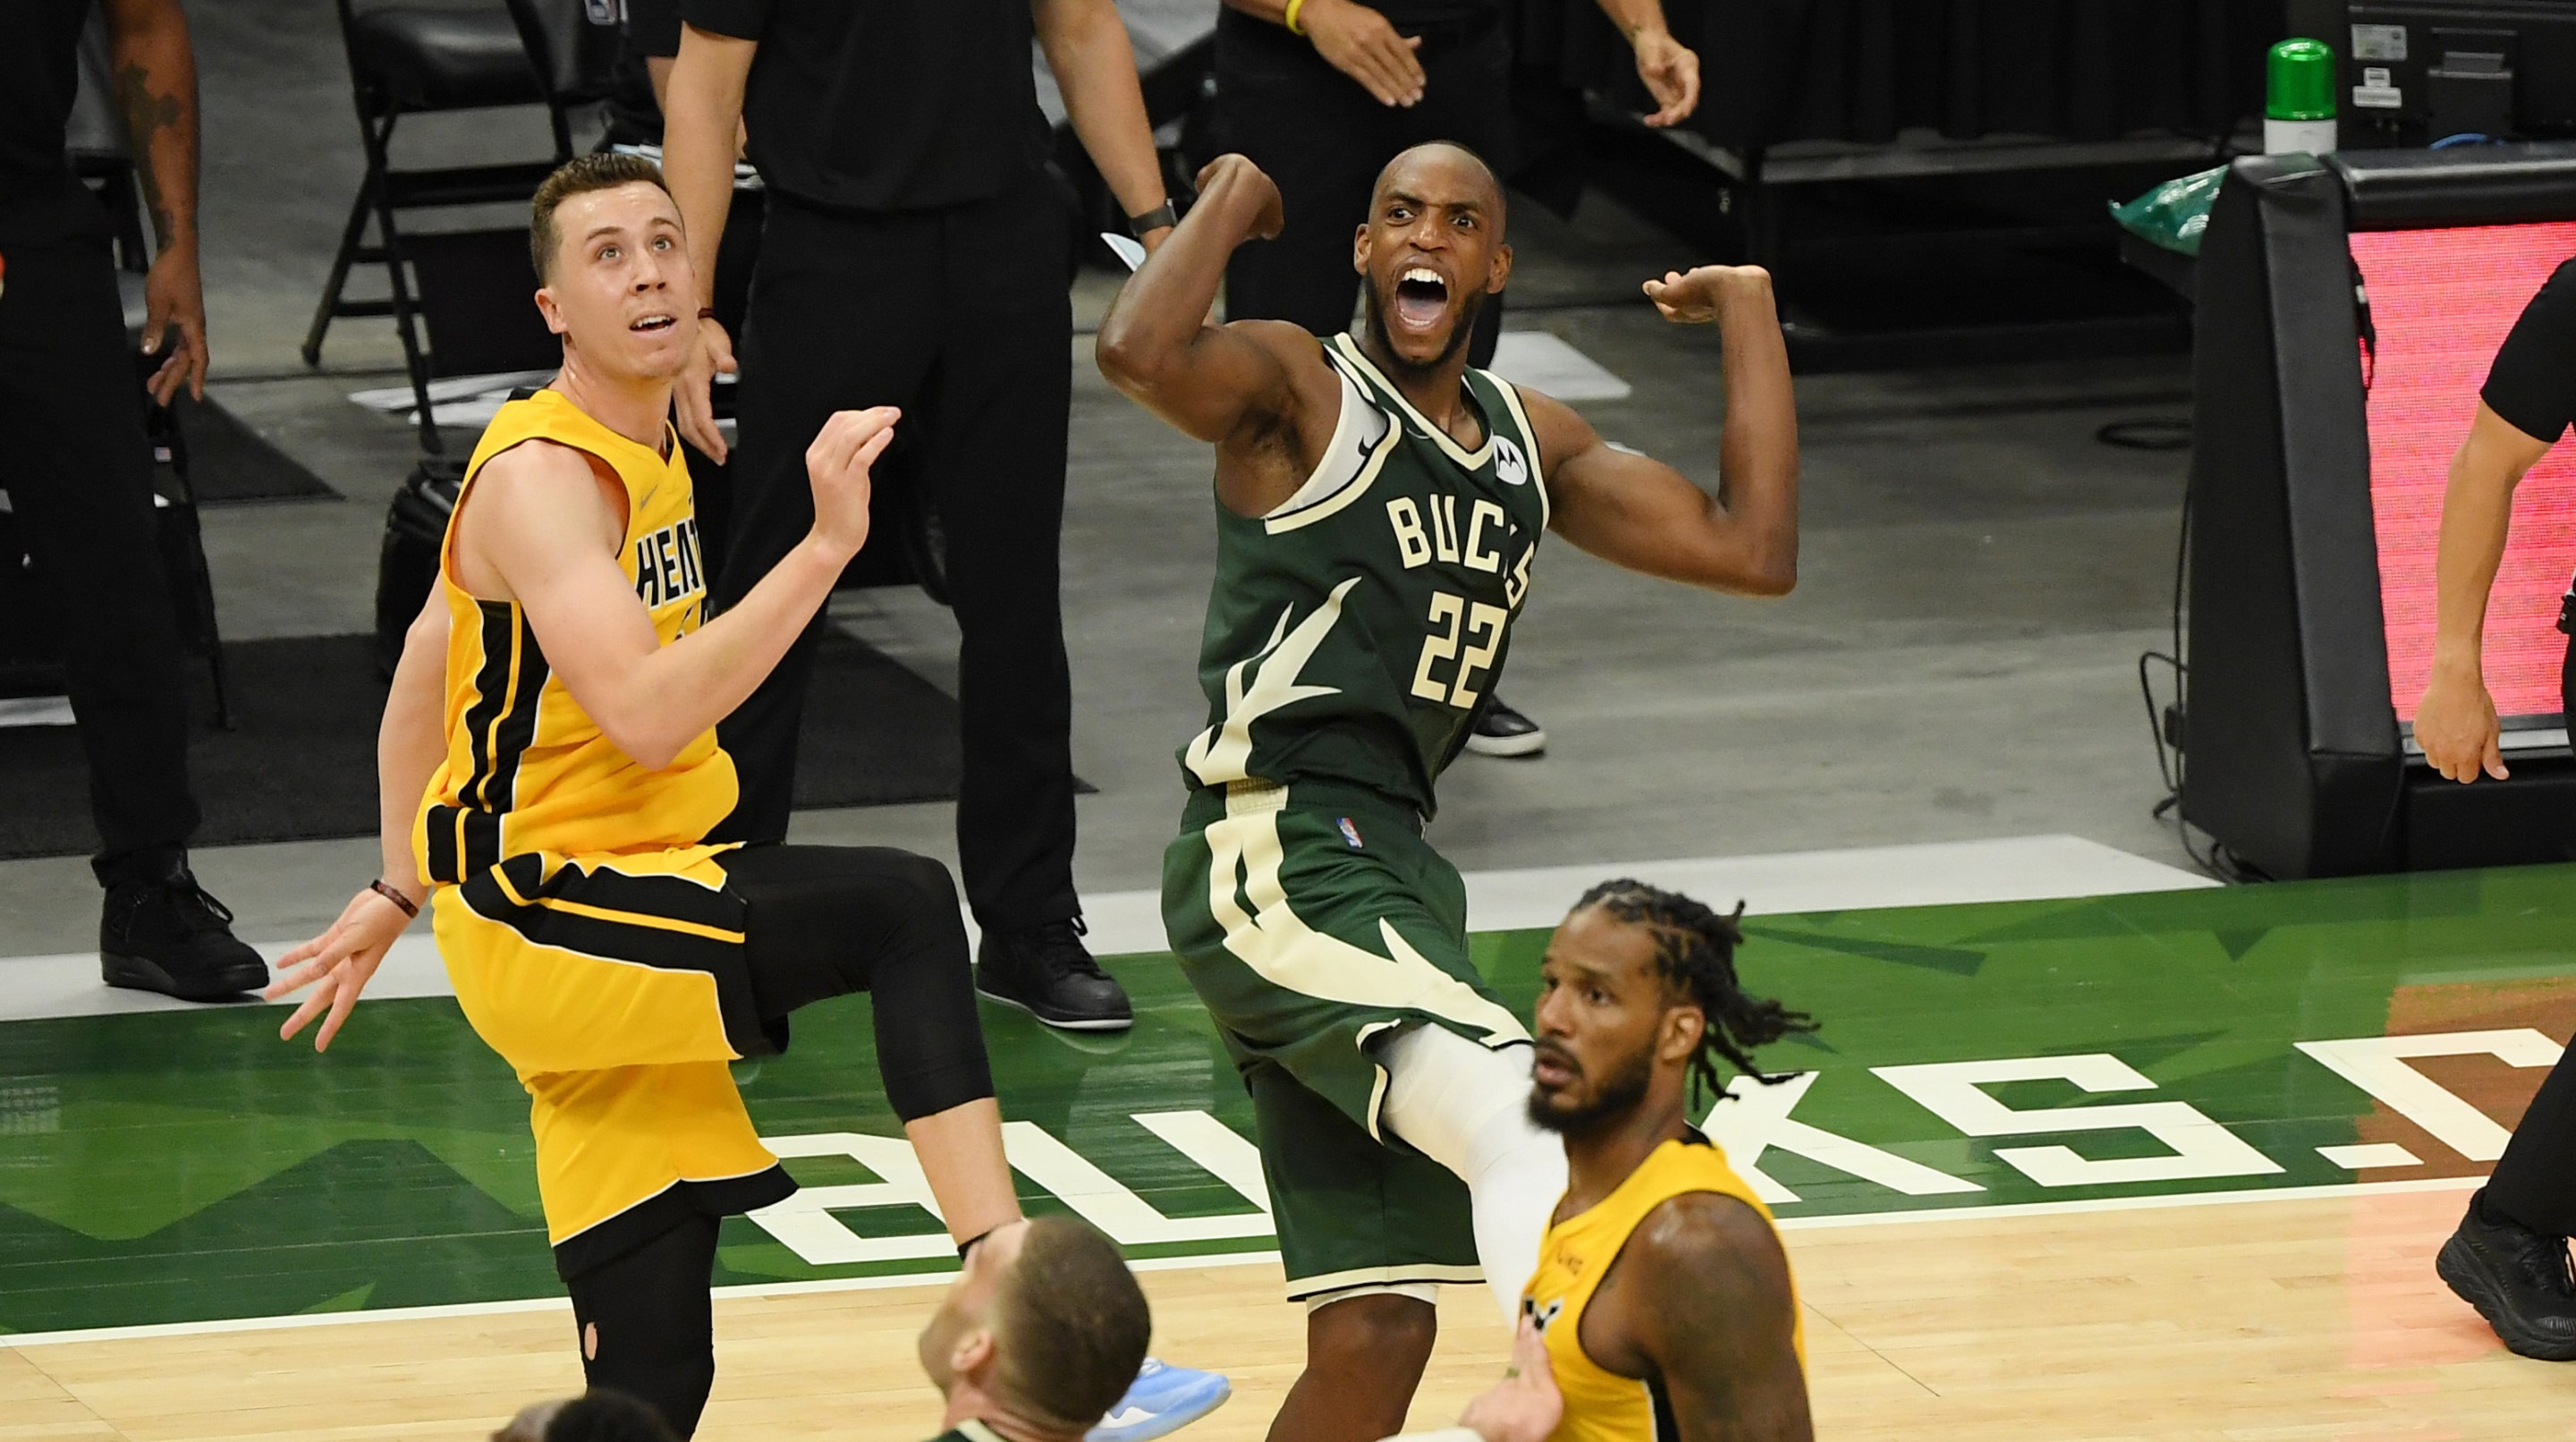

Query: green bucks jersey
left=1182, top=332, right=1549, bottom=819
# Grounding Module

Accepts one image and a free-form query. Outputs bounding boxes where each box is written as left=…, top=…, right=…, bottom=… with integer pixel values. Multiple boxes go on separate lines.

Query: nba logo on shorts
left=1337, top=817, right=1363, bottom=849
left=1494, top=436, right=1529, bottom=487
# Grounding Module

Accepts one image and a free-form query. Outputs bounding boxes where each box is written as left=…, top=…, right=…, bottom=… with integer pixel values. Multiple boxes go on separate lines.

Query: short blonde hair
left=530, top=152, right=671, bottom=284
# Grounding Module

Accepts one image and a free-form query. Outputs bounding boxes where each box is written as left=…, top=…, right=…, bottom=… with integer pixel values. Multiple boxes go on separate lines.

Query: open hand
left=1631, top=28, right=1701, bottom=127
left=2416, top=663, right=2508, bottom=783
left=1644, top=264, right=1773, bottom=324
left=141, top=242, right=208, bottom=406
left=676, top=315, right=736, bottom=462
left=267, top=886, right=416, bottom=1052
left=806, top=406, right=898, bottom=559
left=1457, top=1318, right=1564, bottom=1442
left=1303, top=0, right=1425, bottom=107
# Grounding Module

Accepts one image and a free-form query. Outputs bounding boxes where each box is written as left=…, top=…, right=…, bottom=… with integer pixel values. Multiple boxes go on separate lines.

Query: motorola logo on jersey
left=1494, top=436, right=1529, bottom=487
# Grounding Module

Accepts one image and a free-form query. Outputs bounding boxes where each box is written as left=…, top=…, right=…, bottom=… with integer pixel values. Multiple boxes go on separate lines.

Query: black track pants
left=710, top=166, right=1080, bottom=933
left=0, top=236, right=197, bottom=885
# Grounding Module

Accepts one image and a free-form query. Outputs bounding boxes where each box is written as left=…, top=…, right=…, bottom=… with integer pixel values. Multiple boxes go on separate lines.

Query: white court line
left=0, top=835, right=2210, bottom=1024
left=0, top=1175, right=2477, bottom=1351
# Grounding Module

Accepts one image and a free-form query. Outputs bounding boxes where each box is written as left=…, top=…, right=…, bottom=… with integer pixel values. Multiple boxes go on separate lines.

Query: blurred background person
left=4, top=0, right=263, bottom=1001
left=2411, top=254, right=2576, bottom=1362
left=663, top=0, right=1181, bottom=1031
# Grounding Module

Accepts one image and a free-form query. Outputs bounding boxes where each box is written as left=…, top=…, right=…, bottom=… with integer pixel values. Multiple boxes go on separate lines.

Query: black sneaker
left=99, top=867, right=268, bottom=1002
left=1464, top=694, right=1546, bottom=758
left=2436, top=1188, right=2576, bottom=1360
left=977, top=919, right=1132, bottom=1031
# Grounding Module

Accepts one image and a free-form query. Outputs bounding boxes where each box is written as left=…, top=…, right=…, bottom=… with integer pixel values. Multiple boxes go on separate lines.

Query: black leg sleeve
left=564, top=1211, right=721, bottom=1438
left=0, top=239, right=199, bottom=885
left=2486, top=1042, right=2576, bottom=1237
left=719, top=844, right=996, bottom=1120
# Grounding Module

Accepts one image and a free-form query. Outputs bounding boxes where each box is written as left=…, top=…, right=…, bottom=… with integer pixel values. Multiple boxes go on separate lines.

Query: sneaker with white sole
left=1464, top=694, right=1546, bottom=758
left=1087, top=1358, right=1231, bottom=1442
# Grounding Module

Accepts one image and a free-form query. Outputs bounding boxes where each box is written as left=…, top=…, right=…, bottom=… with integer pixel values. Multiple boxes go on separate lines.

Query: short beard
left=1526, top=1048, right=1654, bottom=1140
left=1361, top=281, right=1486, bottom=376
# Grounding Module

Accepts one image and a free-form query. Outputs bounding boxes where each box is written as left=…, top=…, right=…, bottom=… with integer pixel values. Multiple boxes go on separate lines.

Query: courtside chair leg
left=302, top=169, right=377, bottom=367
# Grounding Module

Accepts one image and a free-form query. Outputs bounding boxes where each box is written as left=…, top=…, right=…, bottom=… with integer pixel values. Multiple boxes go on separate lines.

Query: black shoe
left=2436, top=1188, right=2576, bottom=1360
left=1464, top=694, right=1546, bottom=758
left=99, top=868, right=268, bottom=1002
left=977, top=919, right=1132, bottom=1031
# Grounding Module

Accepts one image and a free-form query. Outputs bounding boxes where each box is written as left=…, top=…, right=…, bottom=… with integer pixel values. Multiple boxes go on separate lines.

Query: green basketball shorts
left=1162, top=777, right=1530, bottom=1300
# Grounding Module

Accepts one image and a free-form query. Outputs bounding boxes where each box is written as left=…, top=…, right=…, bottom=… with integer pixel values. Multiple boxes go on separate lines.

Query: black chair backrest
left=504, top=0, right=623, bottom=106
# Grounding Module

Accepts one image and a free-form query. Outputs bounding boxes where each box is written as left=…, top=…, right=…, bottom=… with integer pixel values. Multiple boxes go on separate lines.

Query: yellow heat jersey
left=414, top=387, right=734, bottom=884
left=1523, top=1134, right=1806, bottom=1442
left=410, top=389, right=789, bottom=1271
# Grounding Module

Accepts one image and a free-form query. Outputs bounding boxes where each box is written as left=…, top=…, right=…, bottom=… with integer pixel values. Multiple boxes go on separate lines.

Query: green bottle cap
left=2268, top=38, right=2337, bottom=122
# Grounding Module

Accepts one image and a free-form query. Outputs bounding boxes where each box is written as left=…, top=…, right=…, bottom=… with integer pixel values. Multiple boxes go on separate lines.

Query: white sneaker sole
left=1464, top=729, right=1547, bottom=758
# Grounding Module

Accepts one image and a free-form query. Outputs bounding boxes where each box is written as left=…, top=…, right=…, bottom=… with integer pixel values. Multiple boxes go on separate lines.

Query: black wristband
left=1126, top=200, right=1180, bottom=237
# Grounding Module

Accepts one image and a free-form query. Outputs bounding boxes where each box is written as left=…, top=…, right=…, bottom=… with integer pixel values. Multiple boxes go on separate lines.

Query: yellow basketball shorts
left=436, top=846, right=792, bottom=1278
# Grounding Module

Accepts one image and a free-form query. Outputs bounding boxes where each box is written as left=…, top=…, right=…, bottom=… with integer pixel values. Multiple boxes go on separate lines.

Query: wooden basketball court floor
left=6, top=844, right=2575, bottom=1439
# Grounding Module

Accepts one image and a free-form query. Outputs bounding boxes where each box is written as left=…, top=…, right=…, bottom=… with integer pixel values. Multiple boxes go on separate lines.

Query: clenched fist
left=1644, top=264, right=1775, bottom=325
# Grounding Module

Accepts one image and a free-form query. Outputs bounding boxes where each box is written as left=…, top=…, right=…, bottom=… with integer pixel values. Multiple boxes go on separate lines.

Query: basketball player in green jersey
left=1096, top=143, right=1799, bottom=1442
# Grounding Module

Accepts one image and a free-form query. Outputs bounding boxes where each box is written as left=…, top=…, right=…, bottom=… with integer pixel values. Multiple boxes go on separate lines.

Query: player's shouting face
left=1353, top=142, right=1513, bottom=376
left=535, top=181, right=700, bottom=385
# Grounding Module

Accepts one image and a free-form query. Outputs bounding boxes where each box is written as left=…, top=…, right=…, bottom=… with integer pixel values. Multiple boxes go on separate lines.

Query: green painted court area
left=5, top=863, right=2574, bottom=1339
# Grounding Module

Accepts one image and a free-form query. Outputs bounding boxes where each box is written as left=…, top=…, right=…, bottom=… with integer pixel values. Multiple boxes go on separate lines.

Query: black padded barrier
left=2183, top=145, right=2576, bottom=877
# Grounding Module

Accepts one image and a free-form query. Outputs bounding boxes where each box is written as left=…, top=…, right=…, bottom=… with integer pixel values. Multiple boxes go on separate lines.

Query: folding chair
left=302, top=0, right=619, bottom=454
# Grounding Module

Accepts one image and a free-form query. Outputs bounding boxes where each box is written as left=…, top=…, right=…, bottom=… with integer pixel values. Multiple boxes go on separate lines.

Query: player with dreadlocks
left=1391, top=879, right=1816, bottom=1442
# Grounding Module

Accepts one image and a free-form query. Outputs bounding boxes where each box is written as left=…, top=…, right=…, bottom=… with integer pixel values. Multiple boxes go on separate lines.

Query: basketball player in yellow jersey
left=250, top=154, right=1240, bottom=1439
left=1396, top=879, right=1816, bottom=1442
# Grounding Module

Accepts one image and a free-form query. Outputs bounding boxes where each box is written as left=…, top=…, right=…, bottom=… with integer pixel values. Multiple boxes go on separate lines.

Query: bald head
left=1372, top=142, right=1506, bottom=238
left=1354, top=141, right=1513, bottom=375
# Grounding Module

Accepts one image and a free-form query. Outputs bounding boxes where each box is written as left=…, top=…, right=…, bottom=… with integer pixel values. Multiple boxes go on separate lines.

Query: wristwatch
left=1126, top=200, right=1181, bottom=237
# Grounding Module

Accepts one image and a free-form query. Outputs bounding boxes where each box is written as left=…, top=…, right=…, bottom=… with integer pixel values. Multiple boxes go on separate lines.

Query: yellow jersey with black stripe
left=411, top=389, right=790, bottom=1275
left=1523, top=1133, right=1806, bottom=1442
left=414, top=386, right=734, bottom=885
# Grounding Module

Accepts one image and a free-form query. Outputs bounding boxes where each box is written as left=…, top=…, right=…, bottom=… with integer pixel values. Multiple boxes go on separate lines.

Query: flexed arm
left=1094, top=155, right=1345, bottom=514
left=1530, top=265, right=1798, bottom=596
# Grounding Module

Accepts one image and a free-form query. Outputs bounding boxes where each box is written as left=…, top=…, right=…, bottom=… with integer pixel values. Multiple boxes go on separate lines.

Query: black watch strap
left=1126, top=200, right=1181, bottom=237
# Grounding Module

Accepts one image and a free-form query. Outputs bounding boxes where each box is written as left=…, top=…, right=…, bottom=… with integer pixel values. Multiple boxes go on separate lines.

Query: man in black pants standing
left=2414, top=253, right=2576, bottom=1360
left=1208, top=0, right=1699, bottom=759
left=662, top=0, right=1178, bottom=1031
left=2, top=0, right=264, bottom=1000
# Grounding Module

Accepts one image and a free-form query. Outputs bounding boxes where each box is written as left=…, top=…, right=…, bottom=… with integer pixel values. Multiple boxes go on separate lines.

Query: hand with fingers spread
left=267, top=883, right=420, bottom=1052
left=804, top=405, right=901, bottom=560
left=1302, top=0, right=1426, bottom=107
left=2416, top=660, right=2510, bottom=784
left=1454, top=1318, right=1564, bottom=1442
left=676, top=314, right=736, bottom=462
left=1628, top=26, right=1701, bottom=127
left=1644, top=263, right=1773, bottom=325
